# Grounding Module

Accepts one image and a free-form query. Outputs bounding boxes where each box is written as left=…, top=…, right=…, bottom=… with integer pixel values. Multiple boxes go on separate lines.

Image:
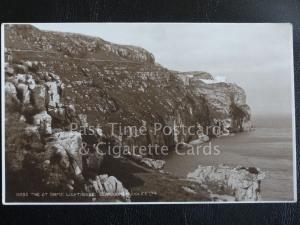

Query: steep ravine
left=4, top=25, right=259, bottom=202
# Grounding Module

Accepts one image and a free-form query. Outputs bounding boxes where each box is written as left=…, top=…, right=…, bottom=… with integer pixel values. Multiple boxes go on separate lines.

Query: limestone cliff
left=5, top=24, right=155, bottom=63
left=187, top=165, right=265, bottom=201
left=4, top=25, right=252, bottom=202
left=179, top=73, right=252, bottom=132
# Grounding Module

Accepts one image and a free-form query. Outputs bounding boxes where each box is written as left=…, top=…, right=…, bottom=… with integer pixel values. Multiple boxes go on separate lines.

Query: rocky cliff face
left=187, top=165, right=265, bottom=201
left=5, top=24, right=155, bottom=63
left=4, top=25, right=252, bottom=202
left=177, top=71, right=251, bottom=132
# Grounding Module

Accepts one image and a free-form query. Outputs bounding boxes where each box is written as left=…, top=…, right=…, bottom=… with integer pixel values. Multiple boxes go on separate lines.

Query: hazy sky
left=33, top=23, right=294, bottom=116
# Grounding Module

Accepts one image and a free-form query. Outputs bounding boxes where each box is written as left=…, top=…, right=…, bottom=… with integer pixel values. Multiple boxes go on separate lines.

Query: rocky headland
left=4, top=24, right=260, bottom=202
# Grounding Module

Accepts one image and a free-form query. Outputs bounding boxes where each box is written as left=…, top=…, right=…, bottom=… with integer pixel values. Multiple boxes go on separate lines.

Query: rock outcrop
left=191, top=78, right=249, bottom=115
left=187, top=164, right=265, bottom=201
left=127, top=152, right=166, bottom=170
left=140, top=158, right=166, bottom=170
left=46, top=131, right=83, bottom=175
left=5, top=24, right=155, bottom=63
left=188, top=134, right=210, bottom=145
left=45, top=81, right=61, bottom=108
left=85, top=174, right=131, bottom=202
left=33, top=111, right=52, bottom=135
left=32, top=85, right=46, bottom=111
left=5, top=82, right=17, bottom=96
left=177, top=72, right=252, bottom=133
left=5, top=82, right=19, bottom=107
left=4, top=24, right=253, bottom=202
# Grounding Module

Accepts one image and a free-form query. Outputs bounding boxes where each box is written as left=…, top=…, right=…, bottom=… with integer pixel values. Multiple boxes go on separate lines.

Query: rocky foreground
left=4, top=24, right=260, bottom=202
left=187, top=165, right=265, bottom=201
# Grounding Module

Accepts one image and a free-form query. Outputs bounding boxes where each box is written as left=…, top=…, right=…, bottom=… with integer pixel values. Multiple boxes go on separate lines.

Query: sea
left=163, top=114, right=295, bottom=201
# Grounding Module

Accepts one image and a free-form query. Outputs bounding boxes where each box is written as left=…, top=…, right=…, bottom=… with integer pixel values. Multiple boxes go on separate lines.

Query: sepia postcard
left=1, top=23, right=297, bottom=204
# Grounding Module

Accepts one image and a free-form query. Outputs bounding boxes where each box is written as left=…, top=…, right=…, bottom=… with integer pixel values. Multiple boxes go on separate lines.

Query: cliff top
left=5, top=24, right=155, bottom=64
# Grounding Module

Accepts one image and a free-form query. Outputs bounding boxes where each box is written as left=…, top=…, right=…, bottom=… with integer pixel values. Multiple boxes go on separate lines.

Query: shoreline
left=162, top=125, right=294, bottom=201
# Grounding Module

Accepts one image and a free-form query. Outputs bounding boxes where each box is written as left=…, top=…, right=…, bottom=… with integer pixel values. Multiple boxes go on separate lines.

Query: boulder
left=199, top=134, right=209, bottom=142
left=24, top=125, right=40, bottom=136
left=48, top=104, right=66, bottom=122
left=26, top=75, right=36, bottom=90
left=102, top=176, right=129, bottom=197
left=189, top=134, right=209, bottom=145
left=46, top=131, right=83, bottom=176
left=85, top=174, right=130, bottom=202
left=64, top=104, right=76, bottom=123
left=5, top=82, right=19, bottom=107
left=140, top=158, right=166, bottom=170
left=49, top=72, right=62, bottom=86
left=16, top=83, right=30, bottom=104
left=22, top=60, right=33, bottom=69
left=5, top=65, right=14, bottom=76
left=33, top=111, right=52, bottom=135
left=45, top=81, right=60, bottom=108
left=12, top=74, right=27, bottom=84
left=24, top=125, right=41, bottom=142
left=48, top=143, right=70, bottom=168
left=32, top=85, right=46, bottom=111
left=5, top=82, right=17, bottom=96
left=187, top=164, right=265, bottom=201
left=128, top=152, right=165, bottom=170
left=78, top=114, right=88, bottom=127
left=15, top=64, right=28, bottom=73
